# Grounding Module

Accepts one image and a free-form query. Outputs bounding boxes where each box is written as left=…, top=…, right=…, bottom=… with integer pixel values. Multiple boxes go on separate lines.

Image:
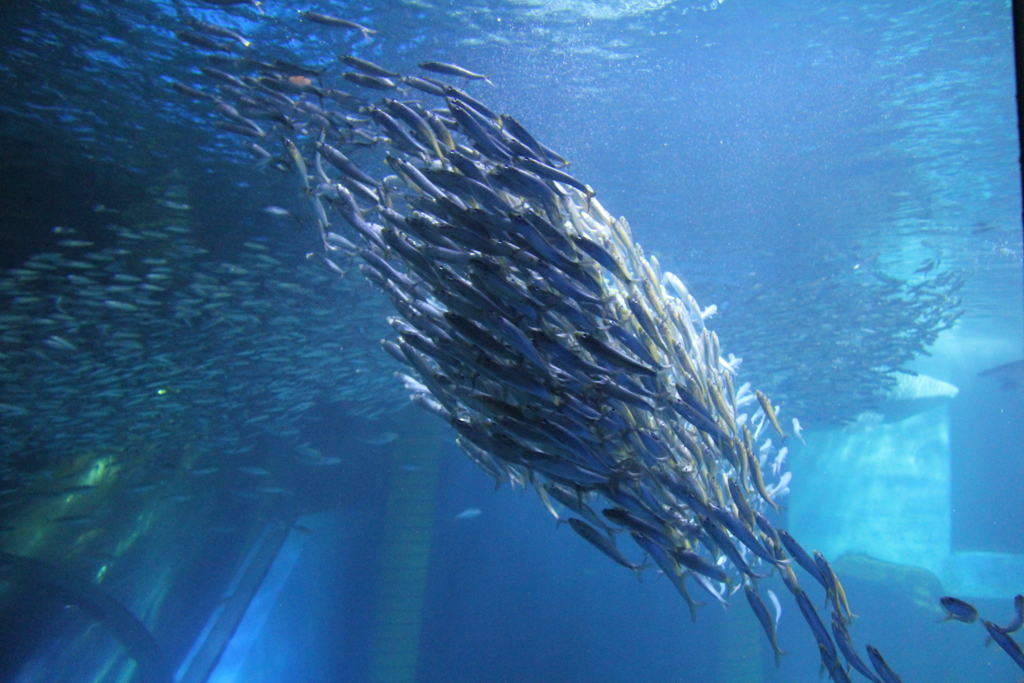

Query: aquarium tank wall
left=0, top=0, right=1021, bottom=682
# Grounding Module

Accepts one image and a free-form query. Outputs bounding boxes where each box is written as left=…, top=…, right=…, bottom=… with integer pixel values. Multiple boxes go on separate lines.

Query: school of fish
left=0, top=195, right=403, bottom=472
left=155, top=6, right=931, bottom=681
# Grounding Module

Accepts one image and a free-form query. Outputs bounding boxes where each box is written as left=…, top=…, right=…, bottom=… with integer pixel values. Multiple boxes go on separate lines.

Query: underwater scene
left=0, top=0, right=1021, bottom=681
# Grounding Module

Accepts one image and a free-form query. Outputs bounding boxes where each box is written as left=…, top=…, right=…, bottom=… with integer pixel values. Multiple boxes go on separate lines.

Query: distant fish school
left=170, top=6, right=917, bottom=681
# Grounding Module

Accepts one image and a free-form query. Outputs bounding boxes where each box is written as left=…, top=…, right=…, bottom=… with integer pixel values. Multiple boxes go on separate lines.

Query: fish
left=698, top=516, right=767, bottom=579
left=568, top=518, right=644, bottom=579
left=670, top=572, right=707, bottom=623
left=298, top=11, right=376, bottom=37
left=317, top=142, right=380, bottom=188
left=263, top=59, right=324, bottom=79
left=545, top=485, right=612, bottom=534
left=513, top=156, right=593, bottom=196
left=403, top=75, right=449, bottom=97
left=726, top=477, right=757, bottom=528
left=747, top=450, right=781, bottom=512
left=791, top=417, right=805, bottom=443
left=419, top=61, right=493, bottom=84
left=831, top=615, right=881, bottom=683
left=199, top=0, right=260, bottom=6
left=937, top=596, right=978, bottom=623
left=258, top=487, right=294, bottom=495
left=340, top=55, right=399, bottom=78
left=160, top=200, right=191, bottom=210
left=999, top=594, right=1024, bottom=633
left=43, top=335, right=77, bottom=352
left=756, top=390, right=787, bottom=440
left=914, top=259, right=936, bottom=274
left=982, top=619, right=1024, bottom=672
left=263, top=205, right=297, bottom=219
left=165, top=494, right=194, bottom=502
left=200, top=66, right=248, bottom=88
left=602, top=508, right=671, bottom=548
left=676, top=567, right=722, bottom=610
left=745, top=585, right=785, bottom=667
left=182, top=17, right=251, bottom=48
left=825, top=646, right=852, bottom=683
left=778, top=530, right=828, bottom=591
left=283, top=138, right=309, bottom=191
left=770, top=448, right=788, bottom=477
left=629, top=531, right=681, bottom=586
left=47, top=515, right=96, bottom=526
left=576, top=332, right=659, bottom=377
left=707, top=504, right=782, bottom=566
left=342, top=72, right=398, bottom=90
left=175, top=30, right=234, bottom=53
left=365, top=432, right=398, bottom=445
left=813, top=551, right=846, bottom=619
left=767, top=589, right=782, bottom=628
left=793, top=587, right=836, bottom=665
left=673, top=549, right=731, bottom=585
left=865, top=645, right=904, bottom=683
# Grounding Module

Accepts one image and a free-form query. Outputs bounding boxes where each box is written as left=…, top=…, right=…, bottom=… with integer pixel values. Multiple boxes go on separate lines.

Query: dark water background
left=0, top=0, right=1021, bottom=681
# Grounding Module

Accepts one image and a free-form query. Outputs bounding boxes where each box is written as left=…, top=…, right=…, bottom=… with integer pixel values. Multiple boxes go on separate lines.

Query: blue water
left=0, top=0, right=1021, bottom=682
